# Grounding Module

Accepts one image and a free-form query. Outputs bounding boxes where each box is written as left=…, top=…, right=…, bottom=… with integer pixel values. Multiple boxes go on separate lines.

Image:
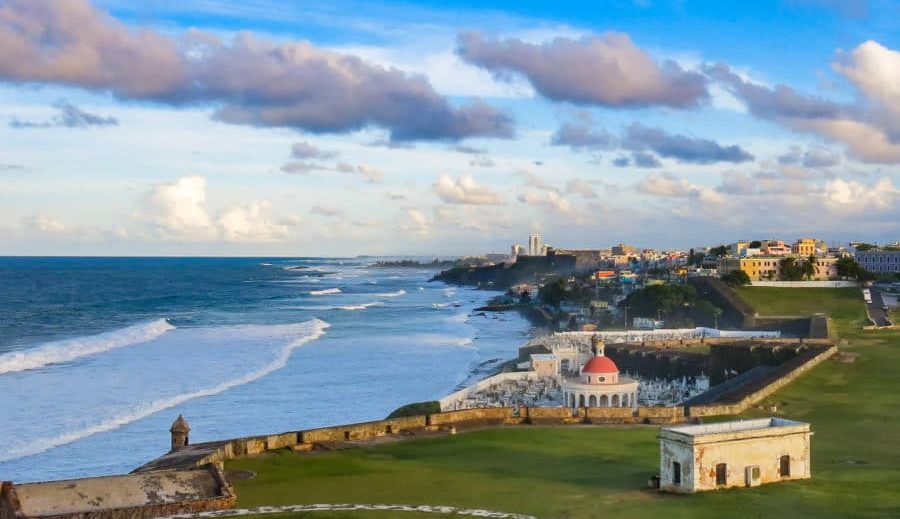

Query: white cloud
left=636, top=172, right=723, bottom=203
left=336, top=162, right=385, bottom=183
left=402, top=208, right=431, bottom=235
left=565, top=178, right=597, bottom=198
left=433, top=174, right=504, bottom=205
left=218, top=202, right=289, bottom=242
left=517, top=190, right=582, bottom=218
left=834, top=40, right=900, bottom=117
left=21, top=213, right=67, bottom=234
left=143, top=175, right=291, bottom=242
left=144, top=175, right=216, bottom=240
left=823, top=177, right=898, bottom=213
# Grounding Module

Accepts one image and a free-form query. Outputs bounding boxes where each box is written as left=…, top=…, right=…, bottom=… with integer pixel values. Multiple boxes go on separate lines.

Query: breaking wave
left=0, top=319, right=329, bottom=464
left=0, top=319, right=175, bottom=376
left=374, top=289, right=406, bottom=297
left=339, top=302, right=384, bottom=311
left=287, top=302, right=383, bottom=311
left=308, top=288, right=342, bottom=295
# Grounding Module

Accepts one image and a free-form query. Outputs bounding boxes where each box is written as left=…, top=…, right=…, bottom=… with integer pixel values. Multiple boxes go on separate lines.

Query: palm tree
left=803, top=254, right=818, bottom=280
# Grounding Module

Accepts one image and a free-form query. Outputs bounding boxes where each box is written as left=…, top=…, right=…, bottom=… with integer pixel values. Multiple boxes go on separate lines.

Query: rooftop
left=661, top=417, right=810, bottom=444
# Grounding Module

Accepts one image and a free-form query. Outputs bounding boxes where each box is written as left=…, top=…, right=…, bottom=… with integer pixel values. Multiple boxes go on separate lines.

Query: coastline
left=0, top=261, right=535, bottom=483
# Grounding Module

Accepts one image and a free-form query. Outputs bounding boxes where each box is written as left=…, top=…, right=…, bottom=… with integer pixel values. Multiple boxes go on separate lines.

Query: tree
left=721, top=270, right=751, bottom=286
left=855, top=243, right=877, bottom=251
left=623, top=284, right=697, bottom=319
left=802, top=255, right=817, bottom=280
left=710, top=245, right=729, bottom=257
left=779, top=257, right=804, bottom=281
left=836, top=257, right=874, bottom=281
left=539, top=278, right=567, bottom=308
left=749, top=240, right=762, bottom=249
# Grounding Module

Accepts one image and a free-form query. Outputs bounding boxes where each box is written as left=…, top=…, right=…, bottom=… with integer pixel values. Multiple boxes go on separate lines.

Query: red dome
left=581, top=355, right=619, bottom=374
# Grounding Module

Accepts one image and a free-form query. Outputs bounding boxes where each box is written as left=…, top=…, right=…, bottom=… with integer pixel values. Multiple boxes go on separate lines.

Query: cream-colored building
left=659, top=418, right=812, bottom=493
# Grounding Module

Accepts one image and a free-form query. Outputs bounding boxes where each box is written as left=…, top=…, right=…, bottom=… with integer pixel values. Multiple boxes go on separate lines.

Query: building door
left=716, top=463, right=727, bottom=486
left=780, top=455, right=790, bottom=477
left=673, top=462, right=681, bottom=485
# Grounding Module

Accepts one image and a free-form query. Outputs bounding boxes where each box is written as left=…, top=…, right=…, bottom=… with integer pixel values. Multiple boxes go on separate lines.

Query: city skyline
left=1, top=0, right=899, bottom=256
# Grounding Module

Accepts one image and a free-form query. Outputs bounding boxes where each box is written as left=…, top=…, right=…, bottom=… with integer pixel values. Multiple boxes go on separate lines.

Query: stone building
left=659, top=418, right=811, bottom=493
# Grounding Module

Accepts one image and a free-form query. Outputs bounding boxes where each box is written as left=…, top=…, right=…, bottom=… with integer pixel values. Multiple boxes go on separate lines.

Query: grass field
left=228, top=287, right=900, bottom=519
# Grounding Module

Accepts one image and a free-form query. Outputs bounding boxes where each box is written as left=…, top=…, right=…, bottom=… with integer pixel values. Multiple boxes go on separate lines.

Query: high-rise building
left=528, top=233, right=543, bottom=256
left=510, top=243, right=524, bottom=259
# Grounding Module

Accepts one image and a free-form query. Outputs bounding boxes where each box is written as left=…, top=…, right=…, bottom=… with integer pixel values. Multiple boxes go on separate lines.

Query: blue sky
left=1, top=0, right=898, bottom=255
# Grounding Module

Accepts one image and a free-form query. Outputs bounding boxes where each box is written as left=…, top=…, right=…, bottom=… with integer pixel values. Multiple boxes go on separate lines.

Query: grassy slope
left=230, top=288, right=900, bottom=519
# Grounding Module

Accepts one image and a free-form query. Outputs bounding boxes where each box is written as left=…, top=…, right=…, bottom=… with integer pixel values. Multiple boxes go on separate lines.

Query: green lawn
left=228, top=288, right=900, bottom=519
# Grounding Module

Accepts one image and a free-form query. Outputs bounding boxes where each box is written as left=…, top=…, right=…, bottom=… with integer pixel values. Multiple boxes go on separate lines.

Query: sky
left=0, top=0, right=899, bottom=256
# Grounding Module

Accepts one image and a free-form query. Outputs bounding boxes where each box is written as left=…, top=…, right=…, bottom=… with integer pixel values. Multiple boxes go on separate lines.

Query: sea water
left=0, top=257, right=530, bottom=482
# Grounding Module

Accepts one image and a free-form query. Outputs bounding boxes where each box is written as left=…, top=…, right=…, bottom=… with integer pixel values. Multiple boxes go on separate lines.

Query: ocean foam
left=374, top=289, right=406, bottom=297
left=308, top=288, right=342, bottom=295
left=0, top=319, right=175, bottom=376
left=0, top=319, right=329, bottom=464
left=339, top=302, right=384, bottom=311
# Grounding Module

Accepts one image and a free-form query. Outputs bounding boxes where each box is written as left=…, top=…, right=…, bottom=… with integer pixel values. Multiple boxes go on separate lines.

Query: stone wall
left=300, top=415, right=429, bottom=443
left=1, top=465, right=234, bottom=519
left=688, top=345, right=837, bottom=417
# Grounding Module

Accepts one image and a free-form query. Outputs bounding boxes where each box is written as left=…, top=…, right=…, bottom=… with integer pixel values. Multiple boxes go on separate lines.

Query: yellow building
left=791, top=238, right=822, bottom=256
left=719, top=255, right=839, bottom=281
left=718, top=257, right=781, bottom=281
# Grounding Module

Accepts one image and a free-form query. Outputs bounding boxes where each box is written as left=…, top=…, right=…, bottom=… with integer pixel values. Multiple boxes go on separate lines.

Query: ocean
left=0, top=257, right=530, bottom=482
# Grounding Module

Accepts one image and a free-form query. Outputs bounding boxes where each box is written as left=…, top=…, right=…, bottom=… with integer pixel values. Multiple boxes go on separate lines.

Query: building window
left=673, top=461, right=682, bottom=485
left=780, top=455, right=791, bottom=477
left=716, top=463, right=727, bottom=485
left=599, top=376, right=606, bottom=382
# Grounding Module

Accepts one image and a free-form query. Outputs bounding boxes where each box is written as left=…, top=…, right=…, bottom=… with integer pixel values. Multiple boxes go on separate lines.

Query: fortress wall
left=139, top=343, right=834, bottom=472
left=300, top=415, right=428, bottom=443
left=637, top=406, right=685, bottom=423
left=1, top=466, right=234, bottom=519
left=689, top=345, right=837, bottom=417
left=528, top=407, right=583, bottom=424
left=585, top=407, right=636, bottom=423
left=427, top=407, right=511, bottom=426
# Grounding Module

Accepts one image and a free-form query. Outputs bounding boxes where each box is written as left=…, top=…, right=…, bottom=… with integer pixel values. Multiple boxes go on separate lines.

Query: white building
left=560, top=338, right=639, bottom=410
left=659, top=418, right=812, bottom=493
left=528, top=233, right=543, bottom=256
left=510, top=243, right=524, bottom=259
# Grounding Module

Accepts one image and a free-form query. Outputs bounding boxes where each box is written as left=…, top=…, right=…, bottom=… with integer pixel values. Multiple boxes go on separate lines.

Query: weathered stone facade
left=659, top=418, right=811, bottom=493
left=0, top=465, right=234, bottom=519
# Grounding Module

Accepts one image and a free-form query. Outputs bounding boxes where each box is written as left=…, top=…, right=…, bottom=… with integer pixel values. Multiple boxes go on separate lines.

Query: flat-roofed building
left=855, top=250, right=900, bottom=273
left=659, top=418, right=812, bottom=493
left=718, top=257, right=781, bottom=281
left=792, top=238, right=818, bottom=256
left=761, top=239, right=792, bottom=256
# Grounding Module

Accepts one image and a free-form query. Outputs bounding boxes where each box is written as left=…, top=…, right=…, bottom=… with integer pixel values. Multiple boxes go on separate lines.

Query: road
left=865, top=286, right=893, bottom=327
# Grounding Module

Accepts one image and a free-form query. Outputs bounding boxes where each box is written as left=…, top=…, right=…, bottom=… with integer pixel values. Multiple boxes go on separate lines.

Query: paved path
left=160, top=504, right=537, bottom=519
left=865, top=287, right=893, bottom=327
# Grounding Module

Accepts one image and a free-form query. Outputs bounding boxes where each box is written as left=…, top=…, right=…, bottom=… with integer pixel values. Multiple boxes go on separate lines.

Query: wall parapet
left=688, top=345, right=837, bottom=417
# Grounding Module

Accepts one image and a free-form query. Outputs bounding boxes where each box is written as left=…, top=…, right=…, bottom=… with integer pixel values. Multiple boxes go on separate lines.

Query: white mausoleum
left=659, top=418, right=812, bottom=493
left=561, top=337, right=639, bottom=409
